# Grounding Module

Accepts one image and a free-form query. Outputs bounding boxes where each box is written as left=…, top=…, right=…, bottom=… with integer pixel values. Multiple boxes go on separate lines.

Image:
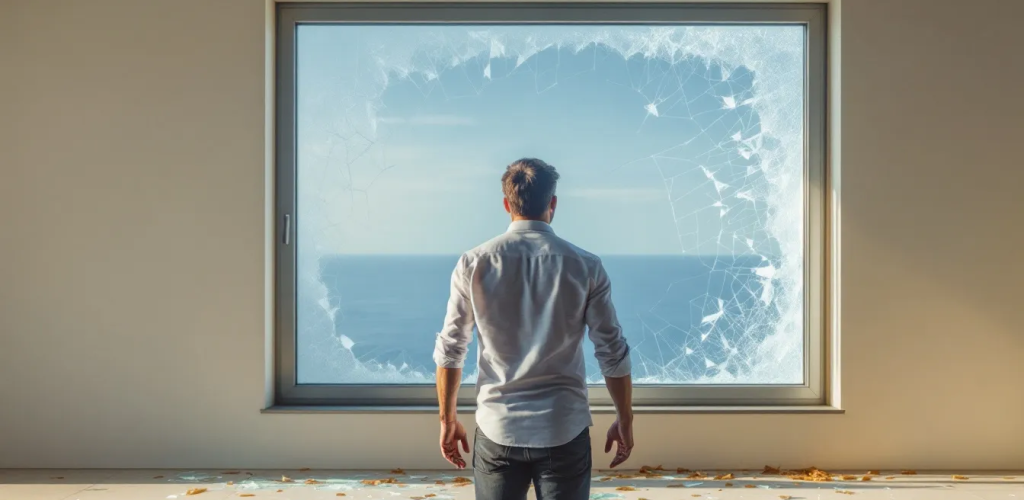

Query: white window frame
left=274, top=2, right=829, bottom=409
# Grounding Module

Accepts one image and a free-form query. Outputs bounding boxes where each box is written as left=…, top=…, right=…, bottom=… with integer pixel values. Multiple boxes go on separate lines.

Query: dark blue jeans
left=473, top=427, right=592, bottom=500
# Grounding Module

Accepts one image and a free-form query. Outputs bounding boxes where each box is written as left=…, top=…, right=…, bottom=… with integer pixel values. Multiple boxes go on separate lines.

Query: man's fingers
left=461, top=435, right=470, bottom=454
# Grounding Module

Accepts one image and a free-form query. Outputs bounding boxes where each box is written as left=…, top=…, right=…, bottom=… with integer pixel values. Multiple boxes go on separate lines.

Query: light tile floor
left=0, top=469, right=1020, bottom=500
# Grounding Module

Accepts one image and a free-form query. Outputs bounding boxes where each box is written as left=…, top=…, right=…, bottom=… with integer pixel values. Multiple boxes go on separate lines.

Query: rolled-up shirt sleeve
left=434, top=254, right=476, bottom=369
left=586, top=259, right=632, bottom=378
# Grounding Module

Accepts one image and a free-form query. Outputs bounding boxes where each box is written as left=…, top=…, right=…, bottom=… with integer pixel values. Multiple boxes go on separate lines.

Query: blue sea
left=300, top=254, right=792, bottom=384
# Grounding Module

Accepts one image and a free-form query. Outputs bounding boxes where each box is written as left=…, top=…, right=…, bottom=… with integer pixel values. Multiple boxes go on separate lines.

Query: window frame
left=275, top=2, right=829, bottom=408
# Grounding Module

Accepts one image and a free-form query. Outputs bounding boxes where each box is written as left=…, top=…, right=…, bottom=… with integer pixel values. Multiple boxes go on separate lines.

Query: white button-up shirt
left=434, top=220, right=632, bottom=448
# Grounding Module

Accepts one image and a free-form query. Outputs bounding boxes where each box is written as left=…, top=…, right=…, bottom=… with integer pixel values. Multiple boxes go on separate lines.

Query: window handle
left=283, top=214, right=291, bottom=245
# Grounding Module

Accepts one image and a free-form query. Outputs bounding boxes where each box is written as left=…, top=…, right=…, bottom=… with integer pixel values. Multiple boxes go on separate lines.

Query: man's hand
left=604, top=418, right=634, bottom=468
left=440, top=419, right=470, bottom=469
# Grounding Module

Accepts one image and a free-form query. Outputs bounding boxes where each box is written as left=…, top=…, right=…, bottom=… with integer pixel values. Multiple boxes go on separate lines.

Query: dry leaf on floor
left=362, top=478, right=400, bottom=486
left=599, top=477, right=613, bottom=482
left=154, top=476, right=165, bottom=479
left=336, top=494, right=346, bottom=497
left=724, top=483, right=734, bottom=487
left=453, top=477, right=472, bottom=486
left=763, top=466, right=782, bottom=475
left=223, top=471, right=241, bottom=475
left=714, top=473, right=734, bottom=480
left=276, top=490, right=283, bottom=493
left=901, top=470, right=917, bottom=475
left=186, top=488, right=208, bottom=496
left=841, top=475, right=857, bottom=481
left=305, top=479, right=321, bottom=485
left=435, top=481, right=445, bottom=485
left=616, top=486, right=636, bottom=491
left=687, top=471, right=708, bottom=479
left=667, top=484, right=686, bottom=488
left=867, top=470, right=880, bottom=475
left=885, top=477, right=895, bottom=480
left=280, top=476, right=294, bottom=483
left=240, top=495, right=255, bottom=498
left=836, top=490, right=855, bottom=495
left=391, top=468, right=406, bottom=475
left=677, top=468, right=691, bottom=473
left=299, top=468, right=311, bottom=472
left=953, top=475, right=969, bottom=480
left=227, top=481, right=234, bottom=486
left=745, top=485, right=757, bottom=489
left=780, top=496, right=792, bottom=500
left=424, top=494, right=436, bottom=498
left=692, top=494, right=702, bottom=497
left=860, top=476, right=871, bottom=482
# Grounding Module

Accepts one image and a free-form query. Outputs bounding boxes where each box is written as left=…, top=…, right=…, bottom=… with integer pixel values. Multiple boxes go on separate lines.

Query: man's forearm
left=436, top=367, right=463, bottom=422
left=605, top=374, right=633, bottom=421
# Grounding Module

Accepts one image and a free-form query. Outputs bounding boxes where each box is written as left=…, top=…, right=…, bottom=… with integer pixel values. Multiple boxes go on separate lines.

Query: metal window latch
left=283, top=214, right=291, bottom=245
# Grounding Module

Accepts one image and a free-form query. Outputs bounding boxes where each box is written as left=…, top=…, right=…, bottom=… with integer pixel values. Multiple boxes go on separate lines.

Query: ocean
left=299, top=254, right=799, bottom=384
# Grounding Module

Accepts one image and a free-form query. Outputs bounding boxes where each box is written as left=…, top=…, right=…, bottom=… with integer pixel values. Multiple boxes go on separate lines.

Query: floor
left=0, top=469, right=1020, bottom=500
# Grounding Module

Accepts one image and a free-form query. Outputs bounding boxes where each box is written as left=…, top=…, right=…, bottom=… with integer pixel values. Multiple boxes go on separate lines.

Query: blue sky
left=296, top=25, right=798, bottom=255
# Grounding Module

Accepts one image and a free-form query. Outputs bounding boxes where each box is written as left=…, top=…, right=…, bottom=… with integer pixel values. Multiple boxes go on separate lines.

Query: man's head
left=501, top=158, right=560, bottom=223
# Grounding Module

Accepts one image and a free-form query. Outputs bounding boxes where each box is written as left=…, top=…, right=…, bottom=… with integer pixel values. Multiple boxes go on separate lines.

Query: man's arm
left=585, top=259, right=634, bottom=467
left=433, top=255, right=475, bottom=469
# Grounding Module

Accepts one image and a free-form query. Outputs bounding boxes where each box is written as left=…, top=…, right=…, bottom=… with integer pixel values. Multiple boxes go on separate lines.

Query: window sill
left=262, top=405, right=844, bottom=415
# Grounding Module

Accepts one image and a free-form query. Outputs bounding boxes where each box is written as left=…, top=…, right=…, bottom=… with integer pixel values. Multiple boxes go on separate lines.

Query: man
left=433, top=158, right=635, bottom=500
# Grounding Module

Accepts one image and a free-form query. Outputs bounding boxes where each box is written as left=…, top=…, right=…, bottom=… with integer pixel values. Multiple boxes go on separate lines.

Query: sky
left=295, top=25, right=803, bottom=256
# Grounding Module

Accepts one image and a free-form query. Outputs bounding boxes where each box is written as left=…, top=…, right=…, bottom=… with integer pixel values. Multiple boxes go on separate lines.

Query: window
left=275, top=3, right=828, bottom=407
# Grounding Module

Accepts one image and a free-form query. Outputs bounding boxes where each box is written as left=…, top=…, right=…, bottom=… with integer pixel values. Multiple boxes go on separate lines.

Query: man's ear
left=503, top=197, right=512, bottom=214
left=550, top=195, right=558, bottom=211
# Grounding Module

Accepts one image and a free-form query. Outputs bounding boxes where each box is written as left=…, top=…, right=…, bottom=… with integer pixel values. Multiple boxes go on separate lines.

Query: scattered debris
left=391, top=468, right=406, bottom=475
left=304, top=479, right=321, bottom=485
left=276, top=490, right=283, bottom=493
left=901, top=470, right=917, bottom=475
left=745, top=485, right=756, bottom=488
left=223, top=471, right=241, bottom=475
left=841, top=475, right=857, bottom=481
left=724, top=483, right=733, bottom=487
left=953, top=475, right=969, bottom=481
left=714, top=473, right=734, bottom=480
left=425, top=494, right=436, bottom=497
left=1004, top=477, right=1016, bottom=480
left=435, top=481, right=445, bottom=485
left=860, top=476, right=872, bottom=481
left=227, top=481, right=234, bottom=486
left=667, top=484, right=686, bottom=488
left=599, top=477, right=614, bottom=482
left=453, top=477, right=473, bottom=486
left=299, top=468, right=311, bottom=472
left=763, top=466, right=782, bottom=475
left=616, top=486, right=636, bottom=492
left=677, top=468, right=691, bottom=473
left=836, top=490, right=855, bottom=495
left=780, top=496, right=792, bottom=500
left=280, top=476, right=294, bottom=483
left=692, top=494, right=701, bottom=497
left=186, top=488, right=207, bottom=496
left=687, top=471, right=708, bottom=479
left=240, top=495, right=255, bottom=498
left=362, top=478, right=400, bottom=486
left=885, top=477, right=896, bottom=480
left=867, top=470, right=880, bottom=475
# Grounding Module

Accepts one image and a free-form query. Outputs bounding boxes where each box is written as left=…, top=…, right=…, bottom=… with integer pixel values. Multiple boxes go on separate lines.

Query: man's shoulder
left=462, top=231, right=602, bottom=265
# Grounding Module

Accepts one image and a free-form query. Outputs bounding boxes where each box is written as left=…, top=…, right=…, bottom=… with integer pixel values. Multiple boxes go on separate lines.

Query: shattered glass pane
left=295, top=25, right=805, bottom=385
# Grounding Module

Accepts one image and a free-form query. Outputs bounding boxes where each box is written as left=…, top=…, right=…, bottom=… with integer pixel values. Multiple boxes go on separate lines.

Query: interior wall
left=2, top=0, right=1022, bottom=469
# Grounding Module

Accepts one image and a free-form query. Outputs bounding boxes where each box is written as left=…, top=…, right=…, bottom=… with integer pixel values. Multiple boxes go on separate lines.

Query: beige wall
left=2, top=0, right=1023, bottom=469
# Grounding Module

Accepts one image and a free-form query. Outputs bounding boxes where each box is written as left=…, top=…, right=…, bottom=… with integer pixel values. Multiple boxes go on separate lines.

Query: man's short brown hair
left=502, top=158, right=560, bottom=219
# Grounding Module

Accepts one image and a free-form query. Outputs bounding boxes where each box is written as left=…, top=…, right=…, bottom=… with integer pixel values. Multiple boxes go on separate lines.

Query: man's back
left=433, top=220, right=631, bottom=448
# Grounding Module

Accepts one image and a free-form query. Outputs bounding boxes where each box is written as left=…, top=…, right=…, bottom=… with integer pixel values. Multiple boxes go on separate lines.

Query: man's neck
left=511, top=216, right=551, bottom=224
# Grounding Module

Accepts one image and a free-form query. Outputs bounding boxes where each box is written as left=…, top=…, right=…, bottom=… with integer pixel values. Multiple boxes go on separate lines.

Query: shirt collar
left=507, top=220, right=554, bottom=234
